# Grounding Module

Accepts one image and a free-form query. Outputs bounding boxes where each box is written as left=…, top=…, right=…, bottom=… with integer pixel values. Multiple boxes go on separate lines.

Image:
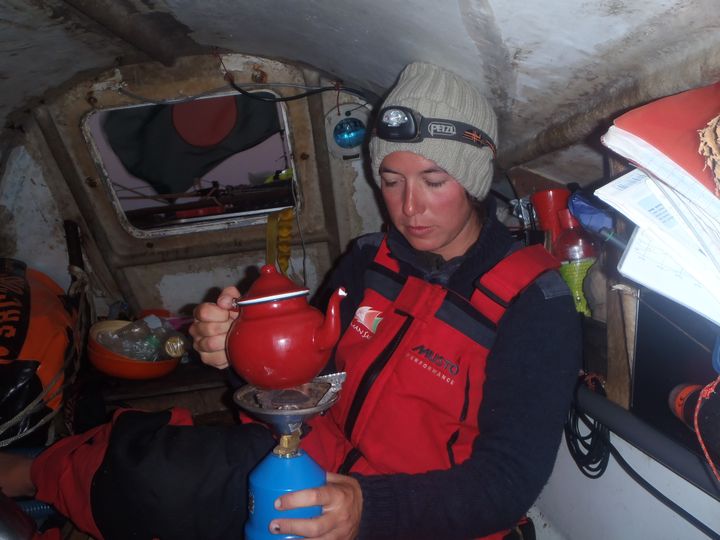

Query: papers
left=595, top=82, right=720, bottom=327
left=596, top=169, right=720, bottom=326
left=595, top=169, right=720, bottom=299
left=618, top=228, right=720, bottom=327
left=602, top=127, right=720, bottom=275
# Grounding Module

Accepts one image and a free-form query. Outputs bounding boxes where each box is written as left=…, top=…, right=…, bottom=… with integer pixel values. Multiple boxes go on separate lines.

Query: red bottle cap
left=558, top=208, right=579, bottom=230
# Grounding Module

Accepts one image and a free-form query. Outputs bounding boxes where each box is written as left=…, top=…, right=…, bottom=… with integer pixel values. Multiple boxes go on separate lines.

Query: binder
left=596, top=82, right=720, bottom=328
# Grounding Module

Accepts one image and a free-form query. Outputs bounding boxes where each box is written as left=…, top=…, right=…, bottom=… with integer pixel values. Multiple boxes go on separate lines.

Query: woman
left=191, top=62, right=582, bottom=539
left=0, top=62, right=580, bottom=540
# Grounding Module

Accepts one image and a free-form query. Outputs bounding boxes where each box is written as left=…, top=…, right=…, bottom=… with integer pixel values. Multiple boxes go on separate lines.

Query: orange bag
left=0, top=258, right=76, bottom=446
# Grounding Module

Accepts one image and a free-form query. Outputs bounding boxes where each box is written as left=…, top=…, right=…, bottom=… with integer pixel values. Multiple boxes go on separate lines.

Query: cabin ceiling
left=3, top=0, right=720, bottom=186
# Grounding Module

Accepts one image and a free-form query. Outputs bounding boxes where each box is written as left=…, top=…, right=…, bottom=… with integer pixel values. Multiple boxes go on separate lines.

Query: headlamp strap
left=419, top=117, right=497, bottom=158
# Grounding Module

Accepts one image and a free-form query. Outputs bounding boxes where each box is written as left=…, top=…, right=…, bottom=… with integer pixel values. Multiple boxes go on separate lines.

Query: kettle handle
left=231, top=289, right=309, bottom=309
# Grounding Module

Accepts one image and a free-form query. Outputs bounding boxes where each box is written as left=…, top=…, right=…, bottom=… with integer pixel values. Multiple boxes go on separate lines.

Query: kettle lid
left=236, top=265, right=310, bottom=306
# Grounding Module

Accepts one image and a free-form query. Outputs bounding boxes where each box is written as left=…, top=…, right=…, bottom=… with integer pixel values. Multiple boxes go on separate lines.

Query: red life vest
left=302, top=239, right=559, bottom=480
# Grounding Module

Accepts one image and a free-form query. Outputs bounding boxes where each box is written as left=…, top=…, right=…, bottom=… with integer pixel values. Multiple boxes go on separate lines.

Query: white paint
left=534, top=431, right=720, bottom=539
left=0, top=146, right=71, bottom=290
left=165, top=0, right=488, bottom=96
left=220, top=54, right=298, bottom=78
left=351, top=158, right=383, bottom=237
left=3, top=1, right=720, bottom=184
left=89, top=68, right=126, bottom=93
left=155, top=253, right=321, bottom=315
left=525, top=144, right=607, bottom=186
left=158, top=0, right=720, bottom=157
left=156, top=266, right=248, bottom=315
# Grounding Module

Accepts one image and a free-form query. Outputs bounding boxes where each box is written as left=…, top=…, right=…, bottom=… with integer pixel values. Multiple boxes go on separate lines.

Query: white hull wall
left=534, top=428, right=720, bottom=540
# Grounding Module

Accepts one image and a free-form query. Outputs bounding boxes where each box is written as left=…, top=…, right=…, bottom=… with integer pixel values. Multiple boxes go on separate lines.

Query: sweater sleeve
left=355, top=272, right=582, bottom=539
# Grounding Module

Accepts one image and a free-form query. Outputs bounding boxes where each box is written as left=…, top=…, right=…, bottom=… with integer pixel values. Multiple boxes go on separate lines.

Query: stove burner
left=256, top=383, right=330, bottom=410
left=233, top=373, right=346, bottom=435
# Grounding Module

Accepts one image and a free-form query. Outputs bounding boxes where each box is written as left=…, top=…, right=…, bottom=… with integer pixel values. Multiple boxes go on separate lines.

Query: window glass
left=82, top=91, right=296, bottom=235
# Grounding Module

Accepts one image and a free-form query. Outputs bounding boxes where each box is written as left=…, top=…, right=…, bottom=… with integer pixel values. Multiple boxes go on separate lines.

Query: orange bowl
left=88, top=320, right=180, bottom=380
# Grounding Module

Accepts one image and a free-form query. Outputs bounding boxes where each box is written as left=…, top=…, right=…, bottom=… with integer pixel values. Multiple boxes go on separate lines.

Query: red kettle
left=226, top=265, right=346, bottom=389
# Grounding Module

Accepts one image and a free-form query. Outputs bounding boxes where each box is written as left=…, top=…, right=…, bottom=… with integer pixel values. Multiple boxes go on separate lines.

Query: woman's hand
left=188, top=286, right=240, bottom=369
left=270, top=473, right=363, bottom=539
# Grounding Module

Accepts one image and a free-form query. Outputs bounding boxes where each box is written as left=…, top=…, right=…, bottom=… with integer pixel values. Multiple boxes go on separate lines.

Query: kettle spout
left=316, top=287, right=347, bottom=351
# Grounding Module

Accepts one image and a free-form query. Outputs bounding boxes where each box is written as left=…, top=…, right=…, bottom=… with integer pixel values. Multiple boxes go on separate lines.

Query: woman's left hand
left=270, top=473, right=363, bottom=539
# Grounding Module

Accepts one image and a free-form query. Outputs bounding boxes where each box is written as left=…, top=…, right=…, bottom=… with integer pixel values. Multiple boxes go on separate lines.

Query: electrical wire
left=565, top=374, right=720, bottom=539
left=214, top=53, right=367, bottom=104
left=502, top=171, right=520, bottom=201
left=565, top=374, right=611, bottom=478
left=118, top=86, right=230, bottom=105
left=117, top=81, right=367, bottom=106
left=226, top=78, right=367, bottom=103
left=607, top=439, right=720, bottom=540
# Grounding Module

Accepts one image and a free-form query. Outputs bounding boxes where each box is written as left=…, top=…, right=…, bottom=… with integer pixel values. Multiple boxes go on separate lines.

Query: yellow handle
left=277, top=208, right=294, bottom=275
left=266, top=208, right=294, bottom=275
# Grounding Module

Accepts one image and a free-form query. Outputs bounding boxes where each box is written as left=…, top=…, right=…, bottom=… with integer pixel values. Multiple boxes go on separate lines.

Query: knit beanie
left=370, top=62, right=498, bottom=200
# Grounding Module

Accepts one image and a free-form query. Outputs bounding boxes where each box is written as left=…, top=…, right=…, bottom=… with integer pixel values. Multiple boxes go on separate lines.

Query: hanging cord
left=566, top=373, right=720, bottom=539
left=694, top=376, right=720, bottom=483
left=565, top=373, right=610, bottom=478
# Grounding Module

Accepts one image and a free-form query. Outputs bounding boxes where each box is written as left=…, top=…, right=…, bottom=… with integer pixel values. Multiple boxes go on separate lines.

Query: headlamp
left=375, top=106, right=496, bottom=158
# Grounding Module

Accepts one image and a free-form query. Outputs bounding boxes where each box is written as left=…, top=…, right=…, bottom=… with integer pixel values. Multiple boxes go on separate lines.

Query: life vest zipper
left=447, top=373, right=472, bottom=466
left=337, top=313, right=414, bottom=473
left=338, top=447, right=362, bottom=474
left=344, top=312, right=414, bottom=440
left=446, top=430, right=459, bottom=467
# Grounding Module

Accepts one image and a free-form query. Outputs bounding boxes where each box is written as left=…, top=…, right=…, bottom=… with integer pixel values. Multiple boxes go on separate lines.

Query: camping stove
left=234, top=372, right=345, bottom=540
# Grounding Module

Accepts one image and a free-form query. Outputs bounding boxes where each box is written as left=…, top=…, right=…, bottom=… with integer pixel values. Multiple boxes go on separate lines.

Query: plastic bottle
left=96, top=315, right=188, bottom=361
left=552, top=209, right=597, bottom=317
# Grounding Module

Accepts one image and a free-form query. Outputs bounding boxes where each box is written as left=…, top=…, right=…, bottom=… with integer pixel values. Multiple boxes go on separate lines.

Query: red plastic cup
left=530, top=188, right=571, bottom=244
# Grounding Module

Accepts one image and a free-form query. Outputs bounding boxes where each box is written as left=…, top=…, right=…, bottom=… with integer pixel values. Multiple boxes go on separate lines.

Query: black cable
left=566, top=378, right=720, bottom=539
left=226, top=79, right=367, bottom=103
left=565, top=379, right=611, bottom=478
left=502, top=171, right=520, bottom=201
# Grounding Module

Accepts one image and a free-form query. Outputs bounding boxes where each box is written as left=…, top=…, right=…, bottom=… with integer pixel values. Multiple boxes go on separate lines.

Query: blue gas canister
left=245, top=433, right=326, bottom=540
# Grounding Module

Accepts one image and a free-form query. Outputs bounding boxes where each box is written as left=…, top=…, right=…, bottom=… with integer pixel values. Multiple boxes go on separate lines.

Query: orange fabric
left=32, top=421, right=111, bottom=539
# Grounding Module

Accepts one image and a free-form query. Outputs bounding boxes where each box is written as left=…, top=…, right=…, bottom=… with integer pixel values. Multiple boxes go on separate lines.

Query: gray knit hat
left=370, top=62, right=498, bottom=200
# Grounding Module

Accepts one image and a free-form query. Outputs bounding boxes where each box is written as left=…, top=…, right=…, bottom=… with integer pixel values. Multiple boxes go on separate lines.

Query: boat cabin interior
left=1, top=1, right=719, bottom=538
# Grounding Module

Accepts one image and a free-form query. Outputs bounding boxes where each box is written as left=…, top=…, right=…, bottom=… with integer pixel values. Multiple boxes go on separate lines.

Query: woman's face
left=379, top=151, right=481, bottom=260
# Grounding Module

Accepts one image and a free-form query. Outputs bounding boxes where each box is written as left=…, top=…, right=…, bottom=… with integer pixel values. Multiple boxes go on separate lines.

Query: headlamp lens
left=377, top=107, right=419, bottom=141
left=381, top=108, right=411, bottom=128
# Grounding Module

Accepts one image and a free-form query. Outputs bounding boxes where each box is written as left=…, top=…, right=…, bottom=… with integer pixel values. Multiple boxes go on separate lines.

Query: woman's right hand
left=188, top=286, right=240, bottom=370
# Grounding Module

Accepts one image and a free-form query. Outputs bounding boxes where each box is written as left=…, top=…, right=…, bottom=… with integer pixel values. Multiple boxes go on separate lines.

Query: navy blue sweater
left=315, top=208, right=582, bottom=540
